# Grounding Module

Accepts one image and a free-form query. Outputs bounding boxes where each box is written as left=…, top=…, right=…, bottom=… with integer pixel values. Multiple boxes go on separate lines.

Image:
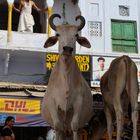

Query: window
left=111, top=20, right=137, bottom=53
left=88, top=21, right=102, bottom=37
left=119, top=5, right=129, bottom=16
left=89, top=3, right=99, bottom=17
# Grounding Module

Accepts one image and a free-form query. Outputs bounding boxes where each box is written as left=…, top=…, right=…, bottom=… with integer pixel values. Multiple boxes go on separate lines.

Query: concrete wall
left=104, top=0, right=140, bottom=53
left=81, top=0, right=140, bottom=55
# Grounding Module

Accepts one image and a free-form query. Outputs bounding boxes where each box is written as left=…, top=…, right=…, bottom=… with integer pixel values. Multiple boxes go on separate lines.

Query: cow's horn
left=49, top=14, right=61, bottom=31
left=75, top=15, right=85, bottom=31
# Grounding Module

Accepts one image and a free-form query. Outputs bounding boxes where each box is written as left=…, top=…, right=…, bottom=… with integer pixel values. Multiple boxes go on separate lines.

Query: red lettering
left=3, top=100, right=35, bottom=113
left=5, top=100, right=14, bottom=111
left=22, top=101, right=29, bottom=112
left=23, top=101, right=26, bottom=108
left=15, top=101, right=23, bottom=108
left=15, top=101, right=24, bottom=111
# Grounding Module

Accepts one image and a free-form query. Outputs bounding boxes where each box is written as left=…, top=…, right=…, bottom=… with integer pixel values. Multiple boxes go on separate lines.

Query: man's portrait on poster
left=93, top=57, right=107, bottom=81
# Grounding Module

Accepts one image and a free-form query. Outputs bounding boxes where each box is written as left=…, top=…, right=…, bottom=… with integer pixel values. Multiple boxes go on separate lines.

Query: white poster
left=91, top=56, right=140, bottom=87
left=133, top=59, right=140, bottom=83
left=91, top=56, right=114, bottom=87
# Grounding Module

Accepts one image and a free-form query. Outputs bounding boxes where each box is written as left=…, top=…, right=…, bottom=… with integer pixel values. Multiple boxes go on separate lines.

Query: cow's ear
left=77, top=36, right=91, bottom=48
left=44, top=36, right=58, bottom=48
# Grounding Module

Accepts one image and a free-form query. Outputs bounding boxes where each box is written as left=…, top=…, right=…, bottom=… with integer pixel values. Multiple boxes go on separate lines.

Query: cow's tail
left=123, top=55, right=131, bottom=95
left=122, top=55, right=132, bottom=116
left=123, top=55, right=138, bottom=91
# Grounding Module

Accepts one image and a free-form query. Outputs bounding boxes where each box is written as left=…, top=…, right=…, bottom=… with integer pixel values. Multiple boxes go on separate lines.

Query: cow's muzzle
left=63, top=46, right=73, bottom=54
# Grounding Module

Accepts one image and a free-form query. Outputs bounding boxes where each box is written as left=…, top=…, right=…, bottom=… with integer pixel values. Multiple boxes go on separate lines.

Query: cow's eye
left=75, top=34, right=78, bottom=37
left=56, top=33, right=60, bottom=37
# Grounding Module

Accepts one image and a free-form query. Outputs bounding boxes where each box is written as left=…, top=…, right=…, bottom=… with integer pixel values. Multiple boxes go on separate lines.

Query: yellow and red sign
left=46, top=53, right=91, bottom=72
left=0, top=98, right=40, bottom=115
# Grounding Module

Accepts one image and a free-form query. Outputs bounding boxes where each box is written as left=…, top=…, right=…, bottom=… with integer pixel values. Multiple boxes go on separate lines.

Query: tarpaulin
left=0, top=96, right=48, bottom=127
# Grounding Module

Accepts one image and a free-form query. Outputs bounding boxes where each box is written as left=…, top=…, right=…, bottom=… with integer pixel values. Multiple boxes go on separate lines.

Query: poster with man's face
left=91, top=56, right=115, bottom=87
left=133, top=59, right=140, bottom=83
left=91, top=56, right=140, bottom=87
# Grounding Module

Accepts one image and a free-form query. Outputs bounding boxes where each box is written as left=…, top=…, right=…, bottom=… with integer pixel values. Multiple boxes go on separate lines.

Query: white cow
left=41, top=14, right=93, bottom=140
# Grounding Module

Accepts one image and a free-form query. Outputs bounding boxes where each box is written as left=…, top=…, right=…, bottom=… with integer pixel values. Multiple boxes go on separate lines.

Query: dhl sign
left=0, top=98, right=40, bottom=114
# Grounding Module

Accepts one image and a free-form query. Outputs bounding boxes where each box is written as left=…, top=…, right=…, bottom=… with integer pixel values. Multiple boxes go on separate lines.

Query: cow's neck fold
left=56, top=54, right=81, bottom=93
left=59, top=54, right=78, bottom=74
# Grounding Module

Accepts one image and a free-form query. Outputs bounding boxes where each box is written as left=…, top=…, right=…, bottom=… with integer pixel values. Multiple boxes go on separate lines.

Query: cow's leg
left=128, top=91, right=138, bottom=140
left=71, top=114, right=79, bottom=140
left=73, top=131, right=79, bottom=140
left=113, top=65, right=126, bottom=140
left=131, top=107, right=138, bottom=140
left=47, top=99, right=64, bottom=140
left=55, top=131, right=60, bottom=140
left=56, top=131, right=65, bottom=140
left=129, top=88, right=138, bottom=140
left=71, top=96, right=83, bottom=140
left=127, top=67, right=139, bottom=140
left=114, top=98, right=123, bottom=140
left=104, top=106, right=113, bottom=140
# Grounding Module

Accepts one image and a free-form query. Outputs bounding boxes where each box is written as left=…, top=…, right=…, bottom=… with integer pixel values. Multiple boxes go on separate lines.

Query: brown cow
left=100, top=55, right=139, bottom=140
left=41, top=14, right=93, bottom=140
